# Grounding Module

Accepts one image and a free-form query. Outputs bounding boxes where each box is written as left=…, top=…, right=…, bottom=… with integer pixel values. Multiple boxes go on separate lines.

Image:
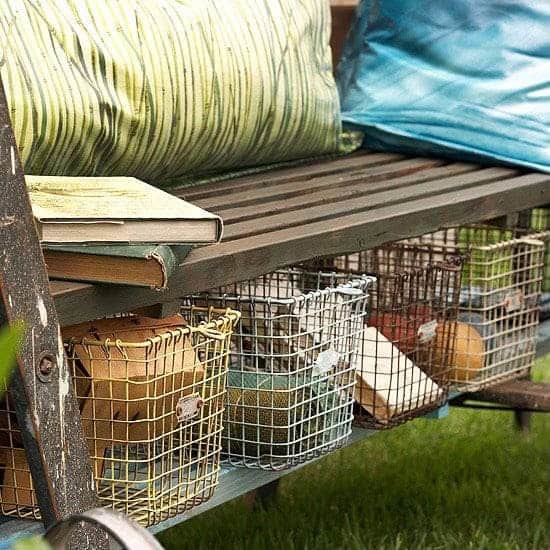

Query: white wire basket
left=191, top=268, right=373, bottom=470
left=407, top=226, right=546, bottom=391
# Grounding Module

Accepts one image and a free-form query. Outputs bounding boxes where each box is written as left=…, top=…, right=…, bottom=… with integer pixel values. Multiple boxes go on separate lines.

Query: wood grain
left=464, top=380, right=550, bottom=411
left=49, top=154, right=550, bottom=326
left=178, top=152, right=403, bottom=200
left=0, top=79, right=106, bottom=547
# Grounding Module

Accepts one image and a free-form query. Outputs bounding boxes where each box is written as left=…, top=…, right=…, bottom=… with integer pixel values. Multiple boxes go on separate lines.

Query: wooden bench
left=2, top=2, right=550, bottom=540
left=2, top=116, right=550, bottom=548
left=50, top=153, right=550, bottom=326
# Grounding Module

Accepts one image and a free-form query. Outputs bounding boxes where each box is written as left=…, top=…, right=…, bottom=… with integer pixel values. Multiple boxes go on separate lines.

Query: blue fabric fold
left=337, top=0, right=550, bottom=172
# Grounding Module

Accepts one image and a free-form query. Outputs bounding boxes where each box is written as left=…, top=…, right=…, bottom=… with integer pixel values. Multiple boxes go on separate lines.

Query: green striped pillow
left=0, top=0, right=341, bottom=186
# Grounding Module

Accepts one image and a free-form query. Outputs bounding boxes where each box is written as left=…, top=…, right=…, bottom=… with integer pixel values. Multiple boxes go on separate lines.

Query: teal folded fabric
left=337, top=0, right=550, bottom=172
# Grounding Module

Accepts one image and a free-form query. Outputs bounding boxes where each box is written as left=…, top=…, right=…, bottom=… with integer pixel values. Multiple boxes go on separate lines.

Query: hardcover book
left=27, top=175, right=222, bottom=245
left=44, top=245, right=191, bottom=290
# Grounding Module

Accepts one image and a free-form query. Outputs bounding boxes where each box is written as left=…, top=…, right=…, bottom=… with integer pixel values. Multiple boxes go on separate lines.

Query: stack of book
left=28, top=175, right=222, bottom=290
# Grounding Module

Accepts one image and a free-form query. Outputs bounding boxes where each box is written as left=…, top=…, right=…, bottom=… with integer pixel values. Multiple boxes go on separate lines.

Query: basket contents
left=309, top=244, right=463, bottom=427
left=0, top=307, right=239, bottom=526
left=408, top=227, right=545, bottom=390
left=193, top=269, right=372, bottom=470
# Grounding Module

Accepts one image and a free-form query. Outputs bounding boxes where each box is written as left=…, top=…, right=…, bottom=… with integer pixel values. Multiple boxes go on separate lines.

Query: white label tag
left=504, top=290, right=524, bottom=312
left=312, top=348, right=340, bottom=377
left=417, top=320, right=438, bottom=344
left=176, top=393, right=203, bottom=423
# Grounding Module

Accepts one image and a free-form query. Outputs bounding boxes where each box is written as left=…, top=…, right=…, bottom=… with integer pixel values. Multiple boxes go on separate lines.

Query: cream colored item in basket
left=355, top=327, right=443, bottom=423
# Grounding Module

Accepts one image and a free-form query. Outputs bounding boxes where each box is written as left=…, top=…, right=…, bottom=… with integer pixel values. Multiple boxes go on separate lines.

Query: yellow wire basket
left=0, top=306, right=240, bottom=527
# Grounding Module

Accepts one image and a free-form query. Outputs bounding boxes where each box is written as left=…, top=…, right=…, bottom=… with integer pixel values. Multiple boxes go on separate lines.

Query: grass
left=159, top=358, right=550, bottom=550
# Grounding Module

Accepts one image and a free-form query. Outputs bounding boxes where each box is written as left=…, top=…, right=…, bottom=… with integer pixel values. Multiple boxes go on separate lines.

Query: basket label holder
left=418, top=320, right=438, bottom=344
left=503, top=289, right=524, bottom=312
left=176, top=393, right=204, bottom=423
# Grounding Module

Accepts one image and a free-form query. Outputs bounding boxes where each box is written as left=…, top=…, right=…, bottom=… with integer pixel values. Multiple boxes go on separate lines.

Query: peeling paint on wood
left=0, top=78, right=107, bottom=548
left=37, top=296, right=48, bottom=327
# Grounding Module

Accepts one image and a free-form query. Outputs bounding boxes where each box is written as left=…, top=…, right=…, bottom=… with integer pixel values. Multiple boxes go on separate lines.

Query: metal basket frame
left=407, top=226, right=546, bottom=391
left=530, top=208, right=550, bottom=293
left=192, top=268, right=372, bottom=470
left=0, top=306, right=239, bottom=526
left=308, top=244, right=464, bottom=428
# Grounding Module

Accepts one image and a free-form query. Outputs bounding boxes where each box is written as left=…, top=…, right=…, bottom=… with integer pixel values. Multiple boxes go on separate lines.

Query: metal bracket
left=46, top=508, right=163, bottom=550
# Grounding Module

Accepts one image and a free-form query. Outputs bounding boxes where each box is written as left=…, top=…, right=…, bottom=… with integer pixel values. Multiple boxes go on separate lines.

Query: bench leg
left=514, top=409, right=532, bottom=434
left=243, top=479, right=280, bottom=511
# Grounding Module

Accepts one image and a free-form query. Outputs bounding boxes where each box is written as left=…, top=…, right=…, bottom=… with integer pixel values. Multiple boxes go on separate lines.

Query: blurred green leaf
left=11, top=535, right=52, bottom=550
left=0, top=321, right=25, bottom=392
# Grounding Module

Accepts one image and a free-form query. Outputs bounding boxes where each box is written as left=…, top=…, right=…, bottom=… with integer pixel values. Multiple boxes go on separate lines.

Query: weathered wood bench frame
left=51, top=156, right=550, bottom=326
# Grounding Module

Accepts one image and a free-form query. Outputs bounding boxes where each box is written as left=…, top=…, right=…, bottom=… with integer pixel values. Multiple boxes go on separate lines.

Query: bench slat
left=49, top=158, right=550, bottom=326
left=221, top=168, right=527, bottom=241
left=197, top=158, right=446, bottom=211
left=179, top=152, right=403, bottom=200
left=217, top=163, right=478, bottom=224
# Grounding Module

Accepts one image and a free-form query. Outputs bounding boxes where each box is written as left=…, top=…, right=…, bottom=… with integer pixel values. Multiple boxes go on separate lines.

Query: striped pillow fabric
left=0, top=0, right=341, bottom=185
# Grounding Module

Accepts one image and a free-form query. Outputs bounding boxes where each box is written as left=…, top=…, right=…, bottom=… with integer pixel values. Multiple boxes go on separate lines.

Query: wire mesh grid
left=406, top=226, right=546, bottom=391
left=189, top=268, right=372, bottom=470
left=305, top=244, right=464, bottom=428
left=530, top=208, right=550, bottom=293
left=0, top=306, right=239, bottom=526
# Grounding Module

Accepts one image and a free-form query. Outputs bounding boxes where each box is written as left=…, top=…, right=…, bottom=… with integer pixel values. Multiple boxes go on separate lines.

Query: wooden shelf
left=0, top=427, right=376, bottom=545
left=48, top=151, right=550, bottom=327
left=149, top=427, right=375, bottom=535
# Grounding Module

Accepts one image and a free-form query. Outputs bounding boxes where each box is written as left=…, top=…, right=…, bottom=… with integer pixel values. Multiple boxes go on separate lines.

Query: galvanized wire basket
left=0, top=306, right=239, bottom=526
left=192, top=268, right=372, bottom=470
left=306, top=244, right=464, bottom=428
left=407, top=226, right=546, bottom=391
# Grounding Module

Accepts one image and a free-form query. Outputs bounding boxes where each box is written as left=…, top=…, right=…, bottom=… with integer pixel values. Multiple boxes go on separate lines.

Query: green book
left=43, top=244, right=191, bottom=290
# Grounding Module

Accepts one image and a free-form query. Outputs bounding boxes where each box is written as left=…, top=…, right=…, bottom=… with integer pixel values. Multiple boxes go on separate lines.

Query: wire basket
left=407, top=226, right=546, bottom=391
left=530, top=208, right=550, bottom=293
left=190, top=269, right=372, bottom=470
left=0, top=306, right=239, bottom=526
left=306, top=244, right=464, bottom=428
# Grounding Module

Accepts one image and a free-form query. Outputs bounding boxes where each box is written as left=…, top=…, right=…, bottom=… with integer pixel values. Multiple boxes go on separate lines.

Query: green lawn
left=159, top=359, right=550, bottom=550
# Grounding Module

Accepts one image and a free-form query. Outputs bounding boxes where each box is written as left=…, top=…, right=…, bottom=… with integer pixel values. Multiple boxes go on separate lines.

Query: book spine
left=148, top=247, right=175, bottom=290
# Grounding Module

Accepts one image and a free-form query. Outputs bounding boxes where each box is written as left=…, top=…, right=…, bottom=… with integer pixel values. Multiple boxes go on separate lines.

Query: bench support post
left=513, top=410, right=532, bottom=434
left=0, top=80, right=107, bottom=548
left=450, top=378, right=549, bottom=436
